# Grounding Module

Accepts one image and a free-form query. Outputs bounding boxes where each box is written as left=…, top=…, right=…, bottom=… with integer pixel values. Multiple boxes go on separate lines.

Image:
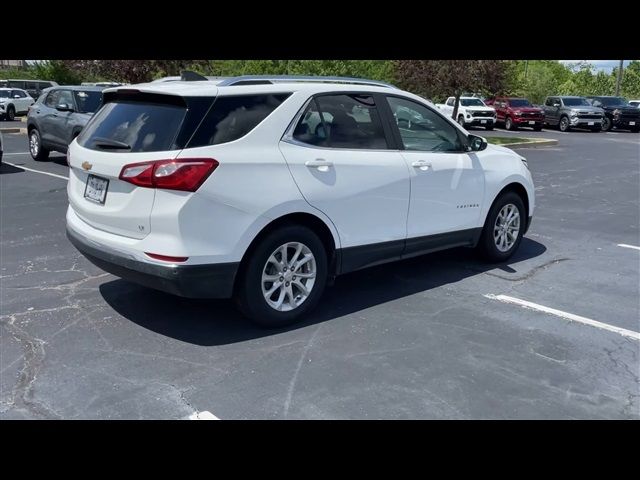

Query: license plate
left=630, top=121, right=636, bottom=126
left=84, top=174, right=109, bottom=204
left=481, top=120, right=487, bottom=124
left=529, top=121, right=535, bottom=125
left=588, top=122, right=594, bottom=126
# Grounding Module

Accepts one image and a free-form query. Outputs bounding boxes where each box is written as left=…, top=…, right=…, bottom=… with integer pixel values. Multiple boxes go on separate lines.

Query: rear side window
left=77, top=101, right=187, bottom=152
left=188, top=94, right=290, bottom=147
left=312, top=94, right=388, bottom=149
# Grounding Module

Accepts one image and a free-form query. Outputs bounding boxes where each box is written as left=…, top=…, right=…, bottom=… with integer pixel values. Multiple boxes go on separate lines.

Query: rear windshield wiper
left=92, top=137, right=131, bottom=150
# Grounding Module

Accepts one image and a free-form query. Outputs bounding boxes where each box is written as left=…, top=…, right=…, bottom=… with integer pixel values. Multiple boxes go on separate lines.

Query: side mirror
left=14, top=94, right=20, bottom=99
left=56, top=103, right=74, bottom=112
left=468, top=134, right=487, bottom=152
left=553, top=102, right=561, bottom=107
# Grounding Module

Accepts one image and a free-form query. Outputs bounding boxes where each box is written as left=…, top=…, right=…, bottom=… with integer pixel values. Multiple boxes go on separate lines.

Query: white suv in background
left=66, top=75, right=535, bottom=327
left=0, top=88, right=35, bottom=120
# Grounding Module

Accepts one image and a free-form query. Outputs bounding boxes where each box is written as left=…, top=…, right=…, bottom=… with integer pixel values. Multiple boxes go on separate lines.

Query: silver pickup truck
left=542, top=96, right=604, bottom=132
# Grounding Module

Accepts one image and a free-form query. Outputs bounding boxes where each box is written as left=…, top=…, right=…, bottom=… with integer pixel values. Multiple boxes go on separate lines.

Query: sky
left=560, top=60, right=634, bottom=72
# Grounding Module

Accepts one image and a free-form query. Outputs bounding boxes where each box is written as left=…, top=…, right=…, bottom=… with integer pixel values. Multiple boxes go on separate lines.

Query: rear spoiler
left=102, top=89, right=187, bottom=107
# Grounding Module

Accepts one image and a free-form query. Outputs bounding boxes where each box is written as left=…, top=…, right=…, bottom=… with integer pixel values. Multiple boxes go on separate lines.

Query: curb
left=0, top=127, right=27, bottom=134
left=499, top=139, right=558, bottom=149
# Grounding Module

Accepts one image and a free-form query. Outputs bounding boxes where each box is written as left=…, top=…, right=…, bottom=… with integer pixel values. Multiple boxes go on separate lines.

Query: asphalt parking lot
left=1, top=127, right=639, bottom=419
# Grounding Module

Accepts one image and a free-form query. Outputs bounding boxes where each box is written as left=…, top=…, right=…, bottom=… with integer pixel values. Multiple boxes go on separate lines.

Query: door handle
left=411, top=160, right=432, bottom=170
left=305, top=159, right=333, bottom=171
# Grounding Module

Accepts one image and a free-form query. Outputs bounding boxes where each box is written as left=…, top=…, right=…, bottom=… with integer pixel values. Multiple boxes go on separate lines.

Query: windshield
left=509, top=99, right=531, bottom=107
left=73, top=91, right=102, bottom=113
left=563, top=97, right=590, bottom=106
left=0, top=89, right=11, bottom=99
left=597, top=97, right=629, bottom=106
left=460, top=98, right=486, bottom=107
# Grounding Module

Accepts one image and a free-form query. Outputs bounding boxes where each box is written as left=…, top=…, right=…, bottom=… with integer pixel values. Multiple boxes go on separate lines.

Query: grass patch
left=487, top=137, right=537, bottom=145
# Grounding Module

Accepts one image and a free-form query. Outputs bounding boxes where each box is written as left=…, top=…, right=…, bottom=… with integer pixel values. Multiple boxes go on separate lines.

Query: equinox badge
left=81, top=161, right=93, bottom=171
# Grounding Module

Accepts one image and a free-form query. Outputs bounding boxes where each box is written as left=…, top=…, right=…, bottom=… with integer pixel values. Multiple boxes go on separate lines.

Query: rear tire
left=29, top=128, right=49, bottom=161
left=235, top=225, right=328, bottom=328
left=476, top=191, right=526, bottom=262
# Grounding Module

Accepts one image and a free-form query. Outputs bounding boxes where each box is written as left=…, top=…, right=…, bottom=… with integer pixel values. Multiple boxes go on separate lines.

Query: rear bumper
left=67, top=226, right=239, bottom=299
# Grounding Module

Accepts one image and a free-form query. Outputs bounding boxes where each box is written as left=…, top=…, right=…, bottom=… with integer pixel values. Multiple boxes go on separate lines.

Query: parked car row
left=0, top=78, right=58, bottom=101
left=439, top=94, right=640, bottom=133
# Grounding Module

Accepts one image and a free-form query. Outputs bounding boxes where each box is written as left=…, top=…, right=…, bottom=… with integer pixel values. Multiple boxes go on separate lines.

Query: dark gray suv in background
left=27, top=86, right=105, bottom=161
left=542, top=96, right=604, bottom=132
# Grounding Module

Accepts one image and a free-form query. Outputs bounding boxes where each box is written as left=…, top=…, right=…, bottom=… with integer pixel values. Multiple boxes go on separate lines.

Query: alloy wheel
left=493, top=204, right=520, bottom=252
left=261, top=242, right=317, bottom=312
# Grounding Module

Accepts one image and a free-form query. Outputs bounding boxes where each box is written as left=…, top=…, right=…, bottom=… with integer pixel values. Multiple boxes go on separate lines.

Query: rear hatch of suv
left=67, top=89, right=214, bottom=239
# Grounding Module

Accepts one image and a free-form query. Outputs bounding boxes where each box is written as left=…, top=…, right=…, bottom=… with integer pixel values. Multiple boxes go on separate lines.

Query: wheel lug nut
left=279, top=277, right=284, bottom=281
left=285, top=282, right=290, bottom=287
left=292, top=276, right=296, bottom=280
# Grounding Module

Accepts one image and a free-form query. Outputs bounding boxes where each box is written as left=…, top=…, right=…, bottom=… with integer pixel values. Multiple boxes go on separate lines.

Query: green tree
left=392, top=60, right=511, bottom=119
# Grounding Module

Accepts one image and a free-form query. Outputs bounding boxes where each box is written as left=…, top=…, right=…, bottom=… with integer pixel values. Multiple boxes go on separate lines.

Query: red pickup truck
left=492, top=97, right=545, bottom=131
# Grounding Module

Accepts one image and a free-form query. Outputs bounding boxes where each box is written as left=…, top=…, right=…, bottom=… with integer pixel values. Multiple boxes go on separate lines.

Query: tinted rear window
left=78, top=101, right=186, bottom=152
left=188, top=93, right=291, bottom=147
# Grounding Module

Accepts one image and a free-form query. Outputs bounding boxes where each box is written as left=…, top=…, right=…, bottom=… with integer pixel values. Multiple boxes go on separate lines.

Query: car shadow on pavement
left=0, top=163, right=26, bottom=175
left=99, top=237, right=546, bottom=346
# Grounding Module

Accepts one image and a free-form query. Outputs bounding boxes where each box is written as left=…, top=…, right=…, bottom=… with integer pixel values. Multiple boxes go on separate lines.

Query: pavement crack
left=0, top=316, right=61, bottom=419
left=474, top=257, right=571, bottom=282
left=283, top=324, right=323, bottom=419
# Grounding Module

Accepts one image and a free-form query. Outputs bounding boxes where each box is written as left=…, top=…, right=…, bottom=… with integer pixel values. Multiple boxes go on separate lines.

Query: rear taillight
left=119, top=158, right=218, bottom=192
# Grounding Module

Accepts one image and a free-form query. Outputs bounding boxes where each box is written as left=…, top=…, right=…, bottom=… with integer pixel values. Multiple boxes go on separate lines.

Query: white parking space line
left=3, top=161, right=69, bottom=181
left=617, top=244, right=640, bottom=251
left=3, top=152, right=31, bottom=155
left=484, top=294, right=640, bottom=341
left=187, top=410, right=219, bottom=420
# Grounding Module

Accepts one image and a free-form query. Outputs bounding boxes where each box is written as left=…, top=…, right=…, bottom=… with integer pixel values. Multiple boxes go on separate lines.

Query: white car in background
left=66, top=75, right=535, bottom=327
left=629, top=100, right=640, bottom=108
left=0, top=88, right=35, bottom=121
left=436, top=96, right=497, bottom=130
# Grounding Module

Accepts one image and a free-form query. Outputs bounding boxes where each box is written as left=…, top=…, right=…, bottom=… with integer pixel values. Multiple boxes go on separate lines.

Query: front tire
left=559, top=116, right=570, bottom=132
left=458, top=115, right=465, bottom=128
left=477, top=191, right=526, bottom=262
left=601, top=116, right=612, bottom=132
left=6, top=106, right=15, bottom=121
left=235, top=225, right=328, bottom=328
left=505, top=117, right=515, bottom=130
left=29, top=128, right=49, bottom=161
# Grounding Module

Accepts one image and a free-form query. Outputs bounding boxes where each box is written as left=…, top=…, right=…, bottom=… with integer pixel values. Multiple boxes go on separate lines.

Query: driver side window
left=386, top=96, right=463, bottom=152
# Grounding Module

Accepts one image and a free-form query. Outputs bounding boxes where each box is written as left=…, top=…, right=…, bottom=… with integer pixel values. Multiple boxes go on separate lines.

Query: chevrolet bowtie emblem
left=81, top=161, right=93, bottom=171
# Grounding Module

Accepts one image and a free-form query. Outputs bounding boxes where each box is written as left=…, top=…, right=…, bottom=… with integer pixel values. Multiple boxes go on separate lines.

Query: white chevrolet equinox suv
left=66, top=75, right=535, bottom=327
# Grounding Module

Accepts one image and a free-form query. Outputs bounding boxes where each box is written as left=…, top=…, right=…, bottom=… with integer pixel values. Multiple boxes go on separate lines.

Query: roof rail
left=216, top=75, right=397, bottom=89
